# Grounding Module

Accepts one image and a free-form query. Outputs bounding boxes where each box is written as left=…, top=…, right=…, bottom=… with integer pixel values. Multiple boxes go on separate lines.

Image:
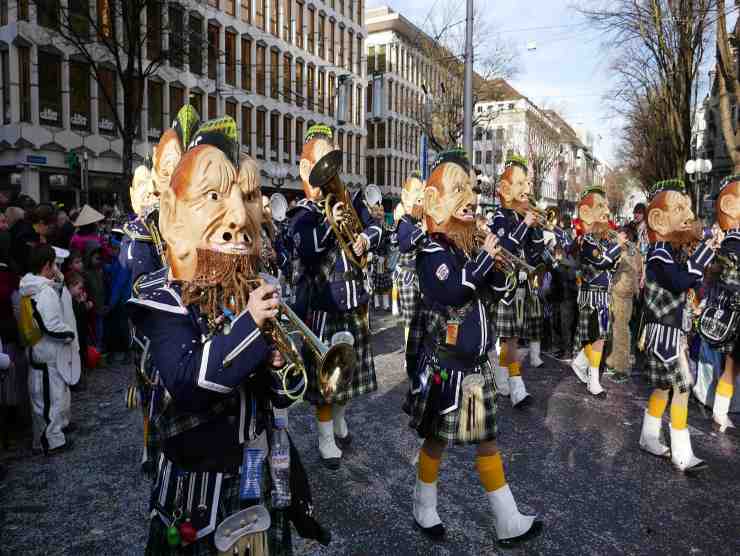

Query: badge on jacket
left=435, top=264, right=450, bottom=281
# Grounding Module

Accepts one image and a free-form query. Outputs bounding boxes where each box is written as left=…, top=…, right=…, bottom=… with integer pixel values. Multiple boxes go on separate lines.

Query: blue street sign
left=26, top=155, right=47, bottom=165
left=420, top=134, right=429, bottom=181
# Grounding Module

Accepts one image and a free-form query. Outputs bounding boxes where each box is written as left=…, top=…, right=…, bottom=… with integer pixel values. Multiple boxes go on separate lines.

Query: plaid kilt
left=398, top=271, right=421, bottom=331
left=372, top=270, right=393, bottom=293
left=574, top=288, right=611, bottom=349
left=409, top=359, right=497, bottom=446
left=145, top=475, right=292, bottom=555
left=494, top=289, right=542, bottom=340
left=643, top=323, right=692, bottom=393
left=304, top=307, right=377, bottom=405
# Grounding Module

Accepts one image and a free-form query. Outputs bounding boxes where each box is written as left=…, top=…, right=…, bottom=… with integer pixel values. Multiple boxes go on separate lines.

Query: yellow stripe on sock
left=499, top=344, right=508, bottom=366
left=717, top=378, right=734, bottom=399
left=670, top=403, right=688, bottom=430
left=509, top=361, right=521, bottom=377
left=418, top=450, right=441, bottom=483
left=316, top=404, right=333, bottom=422
left=476, top=453, right=507, bottom=493
left=647, top=390, right=668, bottom=418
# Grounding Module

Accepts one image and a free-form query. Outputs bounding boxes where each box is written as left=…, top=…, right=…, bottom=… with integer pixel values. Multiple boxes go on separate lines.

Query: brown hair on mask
left=646, top=191, right=670, bottom=243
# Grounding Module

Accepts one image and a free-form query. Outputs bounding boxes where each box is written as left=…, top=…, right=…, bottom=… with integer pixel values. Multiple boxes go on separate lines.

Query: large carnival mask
left=498, top=165, right=530, bottom=209
left=717, top=178, right=740, bottom=230
left=401, top=176, right=425, bottom=220
left=160, top=146, right=262, bottom=282
left=424, top=162, right=478, bottom=254
left=647, top=191, right=695, bottom=242
left=129, top=164, right=158, bottom=217
left=578, top=192, right=610, bottom=233
left=299, top=136, right=337, bottom=202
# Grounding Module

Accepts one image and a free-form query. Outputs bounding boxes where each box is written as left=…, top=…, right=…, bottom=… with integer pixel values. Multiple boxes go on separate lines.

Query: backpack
left=18, top=295, right=42, bottom=347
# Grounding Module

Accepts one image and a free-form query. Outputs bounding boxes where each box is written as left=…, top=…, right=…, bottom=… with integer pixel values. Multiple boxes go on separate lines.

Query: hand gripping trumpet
left=249, top=274, right=358, bottom=402
left=309, top=149, right=368, bottom=269
left=474, top=230, right=536, bottom=275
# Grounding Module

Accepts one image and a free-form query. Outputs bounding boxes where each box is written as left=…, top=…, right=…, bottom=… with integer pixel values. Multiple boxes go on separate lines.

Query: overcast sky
left=367, top=0, right=623, bottom=165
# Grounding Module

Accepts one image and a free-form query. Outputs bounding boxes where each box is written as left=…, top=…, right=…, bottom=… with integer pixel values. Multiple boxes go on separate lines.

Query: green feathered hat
left=304, top=124, right=333, bottom=144
left=648, top=178, right=686, bottom=201
left=431, top=147, right=471, bottom=174
left=718, top=174, right=740, bottom=194
left=504, top=153, right=528, bottom=173
left=187, top=116, right=239, bottom=166
left=172, top=104, right=201, bottom=154
left=581, top=184, right=606, bottom=201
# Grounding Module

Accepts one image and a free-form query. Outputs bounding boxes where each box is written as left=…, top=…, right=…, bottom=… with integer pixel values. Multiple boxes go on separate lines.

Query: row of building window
left=0, top=46, right=365, bottom=130
left=367, top=78, right=424, bottom=121
left=366, top=155, right=417, bottom=189
left=366, top=120, right=419, bottom=155
left=367, top=40, right=457, bottom=95
left=205, top=0, right=364, bottom=30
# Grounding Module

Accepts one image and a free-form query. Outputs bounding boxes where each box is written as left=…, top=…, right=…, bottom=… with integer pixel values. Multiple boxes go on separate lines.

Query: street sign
left=420, top=134, right=429, bottom=180
left=26, top=155, right=47, bottom=165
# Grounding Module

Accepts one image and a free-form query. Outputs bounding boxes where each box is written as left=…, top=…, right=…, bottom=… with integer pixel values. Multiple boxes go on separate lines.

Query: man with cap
left=490, top=154, right=542, bottom=407
left=638, top=179, right=720, bottom=472
left=288, top=124, right=383, bottom=468
left=408, top=148, right=542, bottom=546
left=128, top=114, right=329, bottom=553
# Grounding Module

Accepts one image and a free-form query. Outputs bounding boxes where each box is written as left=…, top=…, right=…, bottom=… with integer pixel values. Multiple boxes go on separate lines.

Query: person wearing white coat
left=19, top=245, right=80, bottom=455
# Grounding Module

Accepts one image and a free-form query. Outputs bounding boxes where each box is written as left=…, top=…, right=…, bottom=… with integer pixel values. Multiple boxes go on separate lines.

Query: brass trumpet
left=309, top=150, right=368, bottom=269
left=474, top=230, right=536, bottom=275
left=524, top=195, right=559, bottom=230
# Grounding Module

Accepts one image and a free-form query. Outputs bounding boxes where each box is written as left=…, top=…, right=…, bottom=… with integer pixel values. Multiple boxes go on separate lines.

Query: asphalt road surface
left=1, top=311, right=739, bottom=555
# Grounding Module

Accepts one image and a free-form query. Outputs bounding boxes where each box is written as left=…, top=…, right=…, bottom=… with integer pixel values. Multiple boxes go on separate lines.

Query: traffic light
left=66, top=152, right=80, bottom=171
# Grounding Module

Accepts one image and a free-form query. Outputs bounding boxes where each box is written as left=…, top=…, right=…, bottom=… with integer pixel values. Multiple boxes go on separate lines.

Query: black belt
left=434, top=345, right=489, bottom=369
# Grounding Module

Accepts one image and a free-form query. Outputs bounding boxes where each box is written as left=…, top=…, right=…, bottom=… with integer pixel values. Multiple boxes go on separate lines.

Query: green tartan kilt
left=409, top=359, right=498, bottom=446
left=574, top=304, right=610, bottom=349
left=145, top=476, right=293, bottom=556
left=304, top=307, right=377, bottom=405
left=495, top=292, right=543, bottom=341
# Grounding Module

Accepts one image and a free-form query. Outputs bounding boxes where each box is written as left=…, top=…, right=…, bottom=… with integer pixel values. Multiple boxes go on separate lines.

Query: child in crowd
left=65, top=271, right=90, bottom=388
left=83, top=245, right=107, bottom=352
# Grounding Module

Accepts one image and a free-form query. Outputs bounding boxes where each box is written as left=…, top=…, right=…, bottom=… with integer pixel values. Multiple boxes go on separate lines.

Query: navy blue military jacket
left=288, top=191, right=382, bottom=313
left=646, top=241, right=713, bottom=295
left=418, top=235, right=513, bottom=370
left=128, top=268, right=270, bottom=468
left=577, top=234, right=622, bottom=288
left=490, top=207, right=545, bottom=266
left=398, top=215, right=425, bottom=255
left=120, top=217, right=164, bottom=286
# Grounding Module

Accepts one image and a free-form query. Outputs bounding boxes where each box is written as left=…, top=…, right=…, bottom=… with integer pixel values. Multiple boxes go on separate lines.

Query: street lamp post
left=685, top=158, right=712, bottom=218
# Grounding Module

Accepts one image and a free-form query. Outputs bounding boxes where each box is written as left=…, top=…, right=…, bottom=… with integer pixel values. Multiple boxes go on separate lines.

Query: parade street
left=1, top=313, right=739, bottom=556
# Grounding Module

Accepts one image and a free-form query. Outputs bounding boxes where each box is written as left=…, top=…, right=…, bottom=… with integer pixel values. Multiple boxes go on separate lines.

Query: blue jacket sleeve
left=353, top=191, right=383, bottom=250
left=418, top=249, right=496, bottom=307
left=138, top=308, right=270, bottom=412
left=398, top=216, right=425, bottom=253
left=647, top=242, right=714, bottom=294
left=291, top=209, right=335, bottom=266
left=581, top=238, right=622, bottom=270
left=491, top=211, right=529, bottom=253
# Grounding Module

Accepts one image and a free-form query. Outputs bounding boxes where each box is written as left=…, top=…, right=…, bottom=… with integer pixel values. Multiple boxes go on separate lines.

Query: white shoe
left=712, top=394, right=736, bottom=433
left=318, top=420, right=342, bottom=469
left=509, top=375, right=532, bottom=408
left=669, top=425, right=707, bottom=472
left=571, top=349, right=588, bottom=384
left=413, top=479, right=445, bottom=538
left=639, top=410, right=670, bottom=457
left=587, top=367, right=606, bottom=398
left=486, top=484, right=542, bottom=546
left=529, top=341, right=544, bottom=368
left=493, top=364, right=511, bottom=396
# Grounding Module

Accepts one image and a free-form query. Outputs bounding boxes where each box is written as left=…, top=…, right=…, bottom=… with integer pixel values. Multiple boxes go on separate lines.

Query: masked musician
left=396, top=172, right=427, bottom=397
left=639, top=179, right=719, bottom=471
left=710, top=175, right=740, bottom=432
left=128, top=115, right=328, bottom=553
left=123, top=106, right=201, bottom=474
left=568, top=186, right=625, bottom=397
left=408, top=149, right=542, bottom=546
left=289, top=124, right=383, bottom=468
left=366, top=189, right=392, bottom=311
left=491, top=155, right=543, bottom=407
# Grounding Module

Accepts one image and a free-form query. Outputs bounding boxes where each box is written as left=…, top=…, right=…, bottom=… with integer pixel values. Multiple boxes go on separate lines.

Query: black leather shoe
left=321, top=456, right=341, bottom=470
left=498, top=519, right=544, bottom=548
left=513, top=394, right=533, bottom=409
left=46, top=439, right=74, bottom=456
left=414, top=518, right=446, bottom=540
left=62, top=423, right=78, bottom=434
left=335, top=432, right=352, bottom=449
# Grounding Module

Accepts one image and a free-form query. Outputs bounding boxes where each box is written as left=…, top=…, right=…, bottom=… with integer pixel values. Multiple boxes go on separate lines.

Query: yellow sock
left=316, top=404, right=333, bottom=422
left=717, top=378, right=734, bottom=399
left=509, top=361, right=521, bottom=377
left=587, top=348, right=602, bottom=369
left=670, top=403, right=688, bottom=430
left=418, top=450, right=441, bottom=483
left=498, top=344, right=508, bottom=366
left=476, top=453, right=507, bottom=492
left=647, top=391, right=668, bottom=418
left=584, top=344, right=592, bottom=360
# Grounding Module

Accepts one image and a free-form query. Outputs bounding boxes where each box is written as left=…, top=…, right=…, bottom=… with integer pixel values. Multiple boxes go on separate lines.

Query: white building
left=364, top=5, right=463, bottom=204
left=0, top=0, right=367, bottom=206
